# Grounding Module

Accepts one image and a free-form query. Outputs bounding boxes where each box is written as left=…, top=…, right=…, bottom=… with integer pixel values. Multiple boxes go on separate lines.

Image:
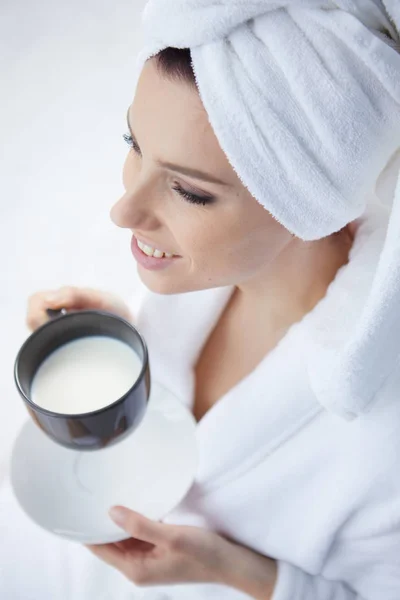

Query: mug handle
left=46, top=308, right=68, bottom=320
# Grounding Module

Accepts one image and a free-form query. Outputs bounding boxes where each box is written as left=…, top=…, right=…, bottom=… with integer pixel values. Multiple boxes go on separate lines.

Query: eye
left=172, top=182, right=215, bottom=206
left=123, top=132, right=141, bottom=155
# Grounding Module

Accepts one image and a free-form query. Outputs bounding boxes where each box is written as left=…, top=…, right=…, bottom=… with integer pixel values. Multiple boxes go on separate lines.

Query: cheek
left=177, top=214, right=227, bottom=260
left=176, top=211, right=269, bottom=274
left=188, top=207, right=291, bottom=283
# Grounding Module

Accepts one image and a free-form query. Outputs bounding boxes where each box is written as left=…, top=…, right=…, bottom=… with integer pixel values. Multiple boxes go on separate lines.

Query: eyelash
left=123, top=132, right=141, bottom=154
left=171, top=183, right=213, bottom=206
left=123, top=132, right=214, bottom=207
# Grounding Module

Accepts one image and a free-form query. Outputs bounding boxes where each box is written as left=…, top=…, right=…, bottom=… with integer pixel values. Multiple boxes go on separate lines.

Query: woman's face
left=111, top=58, right=293, bottom=295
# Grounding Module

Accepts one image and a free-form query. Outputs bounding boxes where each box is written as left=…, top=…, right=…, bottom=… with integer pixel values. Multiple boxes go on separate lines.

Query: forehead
left=132, top=60, right=208, bottom=137
left=130, top=59, right=235, bottom=177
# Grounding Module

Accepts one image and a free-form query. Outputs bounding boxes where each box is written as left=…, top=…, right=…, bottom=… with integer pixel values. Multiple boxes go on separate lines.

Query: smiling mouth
left=136, top=238, right=177, bottom=259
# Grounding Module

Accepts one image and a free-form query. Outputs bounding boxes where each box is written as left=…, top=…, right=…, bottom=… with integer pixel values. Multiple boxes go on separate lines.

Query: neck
left=235, top=227, right=354, bottom=331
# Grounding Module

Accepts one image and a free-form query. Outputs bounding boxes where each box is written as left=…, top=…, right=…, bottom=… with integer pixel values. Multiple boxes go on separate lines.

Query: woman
left=3, top=1, right=400, bottom=599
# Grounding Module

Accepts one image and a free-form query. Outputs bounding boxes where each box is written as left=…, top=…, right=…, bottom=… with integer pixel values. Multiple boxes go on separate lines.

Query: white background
left=0, top=0, right=146, bottom=474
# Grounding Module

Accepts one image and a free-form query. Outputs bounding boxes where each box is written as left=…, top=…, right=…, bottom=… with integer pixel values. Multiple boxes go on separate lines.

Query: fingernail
left=109, top=506, right=128, bottom=526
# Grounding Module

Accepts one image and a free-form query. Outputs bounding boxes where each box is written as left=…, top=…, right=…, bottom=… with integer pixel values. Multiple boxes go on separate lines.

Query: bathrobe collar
left=136, top=201, right=390, bottom=492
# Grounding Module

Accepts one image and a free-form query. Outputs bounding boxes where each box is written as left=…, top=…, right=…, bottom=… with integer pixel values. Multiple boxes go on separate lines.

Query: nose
left=110, top=180, right=159, bottom=230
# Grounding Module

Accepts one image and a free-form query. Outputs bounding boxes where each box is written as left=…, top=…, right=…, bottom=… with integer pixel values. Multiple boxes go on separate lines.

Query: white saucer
left=11, top=381, right=198, bottom=545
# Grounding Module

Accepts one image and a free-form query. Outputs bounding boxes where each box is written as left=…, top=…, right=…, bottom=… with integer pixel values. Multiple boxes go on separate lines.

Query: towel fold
left=135, top=1, right=400, bottom=419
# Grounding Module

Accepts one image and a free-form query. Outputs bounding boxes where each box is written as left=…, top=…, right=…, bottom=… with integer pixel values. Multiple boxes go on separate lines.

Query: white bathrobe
left=1, top=199, right=400, bottom=600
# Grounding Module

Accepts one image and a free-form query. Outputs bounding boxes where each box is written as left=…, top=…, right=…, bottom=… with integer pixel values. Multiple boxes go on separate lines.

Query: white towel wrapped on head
left=135, top=0, right=400, bottom=420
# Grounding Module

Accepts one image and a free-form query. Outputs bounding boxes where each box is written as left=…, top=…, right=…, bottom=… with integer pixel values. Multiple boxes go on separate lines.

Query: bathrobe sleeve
left=271, top=476, right=400, bottom=600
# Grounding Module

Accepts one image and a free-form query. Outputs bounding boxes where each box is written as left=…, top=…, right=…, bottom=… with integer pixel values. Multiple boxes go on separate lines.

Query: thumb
left=109, top=506, right=167, bottom=545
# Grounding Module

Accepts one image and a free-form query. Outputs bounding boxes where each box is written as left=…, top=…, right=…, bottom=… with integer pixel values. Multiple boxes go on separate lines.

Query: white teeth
left=137, top=239, right=175, bottom=259
left=143, top=244, right=155, bottom=257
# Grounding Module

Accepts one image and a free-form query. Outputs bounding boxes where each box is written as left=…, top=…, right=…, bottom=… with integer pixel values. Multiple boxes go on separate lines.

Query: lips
left=130, top=236, right=179, bottom=271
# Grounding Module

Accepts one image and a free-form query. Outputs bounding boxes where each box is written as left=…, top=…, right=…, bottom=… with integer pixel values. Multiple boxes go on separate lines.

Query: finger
left=71, top=289, right=132, bottom=320
left=26, top=289, right=75, bottom=331
left=46, top=286, right=93, bottom=310
left=26, top=292, right=54, bottom=331
left=26, top=311, right=49, bottom=331
left=109, top=506, right=170, bottom=546
left=114, top=538, right=154, bottom=553
left=86, top=543, right=128, bottom=572
left=54, top=287, right=118, bottom=313
left=26, top=287, right=104, bottom=332
left=86, top=542, right=152, bottom=585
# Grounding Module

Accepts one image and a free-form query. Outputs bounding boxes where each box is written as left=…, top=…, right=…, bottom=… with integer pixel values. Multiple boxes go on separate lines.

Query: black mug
left=14, top=310, right=151, bottom=451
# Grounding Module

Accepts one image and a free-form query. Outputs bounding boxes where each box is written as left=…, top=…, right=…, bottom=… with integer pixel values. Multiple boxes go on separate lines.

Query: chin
left=137, top=268, right=188, bottom=295
left=137, top=266, right=216, bottom=296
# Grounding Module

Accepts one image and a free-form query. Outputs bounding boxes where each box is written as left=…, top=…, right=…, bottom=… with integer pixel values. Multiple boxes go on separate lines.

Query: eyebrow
left=126, top=108, right=230, bottom=187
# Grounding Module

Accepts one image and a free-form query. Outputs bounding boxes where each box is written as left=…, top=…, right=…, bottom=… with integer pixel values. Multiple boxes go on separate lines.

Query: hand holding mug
left=26, top=286, right=133, bottom=331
